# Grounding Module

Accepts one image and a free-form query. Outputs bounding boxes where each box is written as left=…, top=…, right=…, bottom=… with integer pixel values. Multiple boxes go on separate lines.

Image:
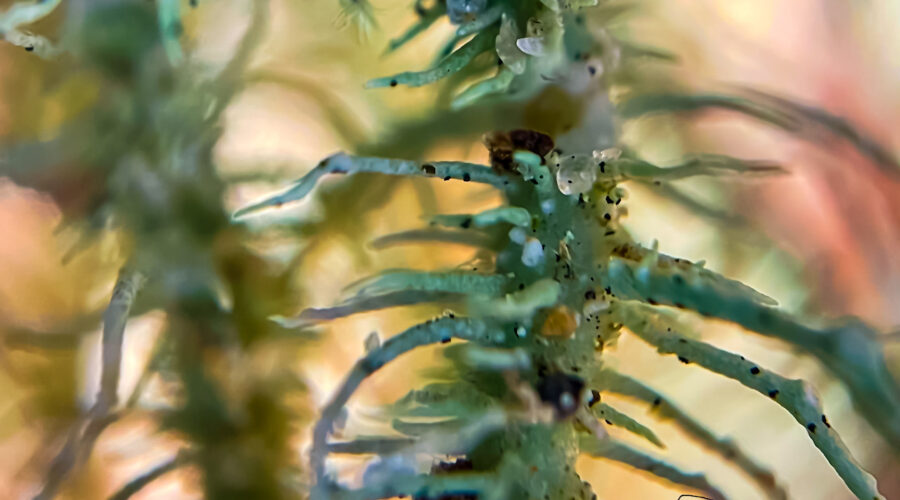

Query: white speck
left=509, top=227, right=527, bottom=245
left=515, top=325, right=527, bottom=338
left=583, top=299, right=610, bottom=316
left=540, top=199, right=555, bottom=214
left=559, top=392, right=575, bottom=412
left=522, top=237, right=544, bottom=267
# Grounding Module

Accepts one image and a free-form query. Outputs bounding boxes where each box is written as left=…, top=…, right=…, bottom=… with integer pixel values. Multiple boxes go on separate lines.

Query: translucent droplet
left=516, top=37, right=545, bottom=57
left=592, top=147, right=622, bottom=162
left=556, top=154, right=597, bottom=195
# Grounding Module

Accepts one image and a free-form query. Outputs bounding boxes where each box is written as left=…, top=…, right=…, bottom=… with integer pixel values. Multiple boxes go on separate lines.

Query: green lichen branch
left=592, top=368, right=786, bottom=500
left=614, top=301, right=883, bottom=500
left=309, top=317, right=500, bottom=488
left=109, top=450, right=193, bottom=500
left=430, top=206, right=533, bottom=228
left=605, top=252, right=900, bottom=453
left=233, top=153, right=509, bottom=218
left=607, top=154, right=784, bottom=181
left=618, top=91, right=900, bottom=178
left=282, top=290, right=460, bottom=326
left=589, top=402, right=665, bottom=448
left=366, top=27, right=497, bottom=89
left=36, top=267, right=146, bottom=500
left=579, top=436, right=726, bottom=500
left=384, top=0, right=445, bottom=54
left=370, top=228, right=498, bottom=250
left=345, top=269, right=510, bottom=296
left=323, top=470, right=506, bottom=500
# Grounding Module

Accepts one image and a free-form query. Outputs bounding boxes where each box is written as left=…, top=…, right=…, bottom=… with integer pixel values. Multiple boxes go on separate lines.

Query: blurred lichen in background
left=0, top=1, right=898, bottom=500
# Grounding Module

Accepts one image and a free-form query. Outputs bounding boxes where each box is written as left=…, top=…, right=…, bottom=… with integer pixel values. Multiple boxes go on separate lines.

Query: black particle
left=460, top=217, right=472, bottom=229
left=605, top=419, right=612, bottom=425
left=750, top=366, right=760, bottom=375
left=462, top=173, right=471, bottom=182
left=588, top=65, right=596, bottom=76
left=652, top=397, right=661, bottom=406
left=807, top=423, right=817, bottom=433
left=25, top=46, right=34, bottom=52
left=604, top=287, right=611, bottom=294
left=518, top=283, right=525, bottom=290
left=599, top=162, right=606, bottom=173
left=603, top=213, right=611, bottom=220
left=678, top=356, right=690, bottom=364
left=585, top=289, right=596, bottom=300
left=822, top=415, right=831, bottom=428
left=588, top=389, right=601, bottom=407
left=768, top=390, right=779, bottom=399
left=604, top=230, right=615, bottom=236
left=443, top=176, right=450, bottom=181
left=605, top=195, right=614, bottom=204
left=536, top=372, right=585, bottom=419
left=421, top=164, right=436, bottom=175
left=389, top=79, right=398, bottom=87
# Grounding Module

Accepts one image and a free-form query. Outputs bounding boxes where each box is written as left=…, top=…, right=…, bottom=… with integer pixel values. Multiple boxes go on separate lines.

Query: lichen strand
left=605, top=245, right=900, bottom=453
left=278, top=129, right=886, bottom=500
left=614, top=301, right=884, bottom=500
left=592, top=368, right=787, bottom=500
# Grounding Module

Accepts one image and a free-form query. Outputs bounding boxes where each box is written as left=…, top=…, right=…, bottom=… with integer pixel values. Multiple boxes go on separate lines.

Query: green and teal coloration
left=226, top=2, right=898, bottom=498
left=239, top=132, right=889, bottom=499
left=2, top=0, right=897, bottom=499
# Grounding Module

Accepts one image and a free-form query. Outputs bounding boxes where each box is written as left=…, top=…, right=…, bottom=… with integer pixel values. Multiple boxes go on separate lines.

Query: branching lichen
left=3, top=0, right=896, bottom=499
left=244, top=121, right=889, bottom=498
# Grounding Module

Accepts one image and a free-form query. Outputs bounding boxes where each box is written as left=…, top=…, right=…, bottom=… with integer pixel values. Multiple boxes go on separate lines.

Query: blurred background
left=0, top=0, right=898, bottom=499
